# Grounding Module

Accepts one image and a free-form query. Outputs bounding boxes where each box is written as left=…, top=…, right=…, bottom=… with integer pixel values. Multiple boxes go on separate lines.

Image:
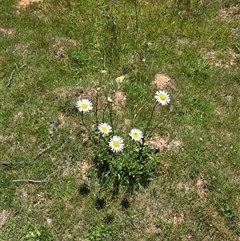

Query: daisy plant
left=76, top=88, right=171, bottom=196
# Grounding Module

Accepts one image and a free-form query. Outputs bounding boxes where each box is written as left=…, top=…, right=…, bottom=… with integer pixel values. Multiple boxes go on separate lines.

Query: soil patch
left=16, top=0, right=44, bottom=9
left=219, top=5, right=240, bottom=20
left=0, top=210, right=9, bottom=228
left=202, top=48, right=240, bottom=68
left=151, top=74, right=176, bottom=91
left=0, top=28, right=14, bottom=35
left=57, top=86, right=96, bottom=103
left=146, top=136, right=168, bottom=152
left=112, top=90, right=126, bottom=111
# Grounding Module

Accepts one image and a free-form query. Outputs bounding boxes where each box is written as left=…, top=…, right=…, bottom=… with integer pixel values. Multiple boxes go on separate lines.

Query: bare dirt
left=146, top=136, right=168, bottom=152
left=151, top=73, right=176, bottom=91
left=112, top=90, right=126, bottom=111
left=205, top=4, right=240, bottom=68
left=202, top=48, right=240, bottom=68
left=16, top=0, right=44, bottom=9
left=219, top=4, right=240, bottom=20
left=0, top=210, right=9, bottom=228
left=0, top=28, right=14, bottom=35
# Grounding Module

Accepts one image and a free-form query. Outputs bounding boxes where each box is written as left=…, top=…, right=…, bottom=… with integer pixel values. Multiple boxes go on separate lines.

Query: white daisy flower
left=154, top=90, right=170, bottom=105
left=109, top=136, right=124, bottom=153
left=76, top=99, right=93, bottom=113
left=98, top=123, right=112, bottom=136
left=107, top=97, right=113, bottom=103
left=129, top=128, right=143, bottom=142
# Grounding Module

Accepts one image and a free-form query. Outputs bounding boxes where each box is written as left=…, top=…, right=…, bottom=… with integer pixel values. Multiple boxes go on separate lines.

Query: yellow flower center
left=133, top=133, right=139, bottom=139
left=113, top=141, right=120, bottom=147
left=81, top=103, right=88, bottom=109
left=102, top=126, right=108, bottom=133
left=160, top=94, right=166, bottom=100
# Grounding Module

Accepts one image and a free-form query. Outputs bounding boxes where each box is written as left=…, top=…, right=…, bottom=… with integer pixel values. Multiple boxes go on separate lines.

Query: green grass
left=1, top=0, right=240, bottom=240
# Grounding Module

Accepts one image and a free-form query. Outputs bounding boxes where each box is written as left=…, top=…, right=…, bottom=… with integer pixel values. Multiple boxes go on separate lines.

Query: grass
left=0, top=0, right=240, bottom=240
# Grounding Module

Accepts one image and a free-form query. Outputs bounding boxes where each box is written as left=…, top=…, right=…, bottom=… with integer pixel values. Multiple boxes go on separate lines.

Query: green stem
left=95, top=90, right=99, bottom=127
left=139, top=102, right=158, bottom=157
left=143, top=102, right=158, bottom=143
left=147, top=116, right=166, bottom=139
left=102, top=102, right=108, bottom=123
left=81, top=112, right=90, bottom=133
left=134, top=0, right=139, bottom=34
left=108, top=101, right=114, bottom=135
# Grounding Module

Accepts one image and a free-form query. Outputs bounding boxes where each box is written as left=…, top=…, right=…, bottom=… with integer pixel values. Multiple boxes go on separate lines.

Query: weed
left=22, top=224, right=53, bottom=241
left=75, top=88, right=170, bottom=196
left=86, top=223, right=113, bottom=241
